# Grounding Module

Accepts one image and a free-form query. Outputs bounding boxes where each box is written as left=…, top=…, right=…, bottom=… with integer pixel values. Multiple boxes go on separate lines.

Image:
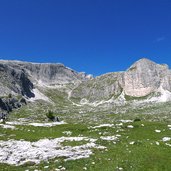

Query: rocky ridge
left=70, top=58, right=171, bottom=105
left=0, top=60, right=92, bottom=97
left=1, top=58, right=171, bottom=110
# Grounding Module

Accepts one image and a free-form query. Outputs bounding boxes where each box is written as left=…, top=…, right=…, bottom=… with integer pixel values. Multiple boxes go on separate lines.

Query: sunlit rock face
left=123, top=58, right=171, bottom=97
left=1, top=58, right=171, bottom=105
left=70, top=58, right=171, bottom=103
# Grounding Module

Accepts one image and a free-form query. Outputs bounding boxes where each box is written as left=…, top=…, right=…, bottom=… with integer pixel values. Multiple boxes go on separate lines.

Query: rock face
left=0, top=60, right=92, bottom=97
left=1, top=58, right=171, bottom=105
left=71, top=72, right=123, bottom=102
left=0, top=96, right=26, bottom=115
left=70, top=58, right=171, bottom=103
left=0, top=63, right=34, bottom=97
left=123, top=58, right=171, bottom=97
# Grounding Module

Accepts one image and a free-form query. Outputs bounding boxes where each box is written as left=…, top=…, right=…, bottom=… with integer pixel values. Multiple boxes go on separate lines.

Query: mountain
left=0, top=60, right=92, bottom=98
left=124, top=58, right=171, bottom=97
left=1, top=58, right=171, bottom=111
left=70, top=58, right=171, bottom=105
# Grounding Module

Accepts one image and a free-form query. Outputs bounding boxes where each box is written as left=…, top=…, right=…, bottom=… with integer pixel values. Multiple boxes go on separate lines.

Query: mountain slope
left=70, top=58, right=171, bottom=105
left=1, top=58, right=171, bottom=109
left=0, top=60, right=92, bottom=98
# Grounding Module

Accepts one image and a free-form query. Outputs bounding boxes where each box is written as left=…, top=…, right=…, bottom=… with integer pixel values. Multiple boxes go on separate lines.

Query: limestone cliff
left=123, top=58, right=171, bottom=97
left=70, top=58, right=171, bottom=103
left=0, top=60, right=91, bottom=97
left=1, top=58, right=171, bottom=105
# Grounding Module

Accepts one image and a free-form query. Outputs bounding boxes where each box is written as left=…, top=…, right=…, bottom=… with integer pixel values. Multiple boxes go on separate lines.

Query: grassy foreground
left=0, top=119, right=171, bottom=171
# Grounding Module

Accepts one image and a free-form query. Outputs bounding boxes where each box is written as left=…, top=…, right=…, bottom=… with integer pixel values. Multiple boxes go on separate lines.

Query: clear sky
left=0, top=0, right=171, bottom=76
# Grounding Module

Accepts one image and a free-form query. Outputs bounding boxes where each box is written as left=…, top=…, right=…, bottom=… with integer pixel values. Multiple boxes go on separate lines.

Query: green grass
left=0, top=124, right=90, bottom=141
left=0, top=120, right=171, bottom=171
left=1, top=98, right=171, bottom=170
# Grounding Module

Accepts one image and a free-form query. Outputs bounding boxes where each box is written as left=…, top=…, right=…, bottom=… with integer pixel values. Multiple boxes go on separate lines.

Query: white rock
left=28, top=121, right=66, bottom=127
left=129, top=141, right=135, bottom=145
left=156, top=142, right=160, bottom=145
left=62, top=131, right=72, bottom=136
left=155, top=130, right=161, bottom=133
left=0, top=137, right=105, bottom=166
left=127, top=125, right=134, bottom=128
left=100, top=136, right=119, bottom=141
left=165, top=143, right=171, bottom=147
left=6, top=121, right=66, bottom=127
left=0, top=124, right=16, bottom=130
left=120, top=120, right=133, bottom=123
left=162, top=137, right=171, bottom=142
left=90, top=124, right=114, bottom=129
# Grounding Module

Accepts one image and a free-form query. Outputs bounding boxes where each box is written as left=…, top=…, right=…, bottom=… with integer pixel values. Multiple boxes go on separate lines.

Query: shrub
left=46, top=110, right=55, bottom=121
left=8, top=93, right=12, bottom=98
left=134, top=118, right=141, bottom=122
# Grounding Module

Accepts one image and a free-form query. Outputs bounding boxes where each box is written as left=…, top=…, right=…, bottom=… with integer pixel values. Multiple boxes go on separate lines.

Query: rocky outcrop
left=122, top=58, right=171, bottom=97
left=70, top=58, right=171, bottom=103
left=0, top=63, right=34, bottom=97
left=1, top=58, right=171, bottom=105
left=0, top=60, right=92, bottom=85
left=0, top=98, right=12, bottom=112
left=0, top=96, right=26, bottom=114
left=0, top=60, right=92, bottom=97
left=71, top=72, right=123, bottom=102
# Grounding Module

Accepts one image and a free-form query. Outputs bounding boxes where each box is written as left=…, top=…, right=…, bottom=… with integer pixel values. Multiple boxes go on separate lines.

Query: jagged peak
left=127, top=58, right=169, bottom=72
left=136, top=58, right=155, bottom=63
left=0, top=59, right=65, bottom=67
left=133, top=58, right=157, bottom=66
left=127, top=58, right=158, bottom=71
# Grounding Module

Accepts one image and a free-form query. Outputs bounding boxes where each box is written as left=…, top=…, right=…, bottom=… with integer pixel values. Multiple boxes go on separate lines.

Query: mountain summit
left=124, top=58, right=170, bottom=97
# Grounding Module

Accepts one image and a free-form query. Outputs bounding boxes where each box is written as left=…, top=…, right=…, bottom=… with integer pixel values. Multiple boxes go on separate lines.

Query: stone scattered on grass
left=127, top=125, right=134, bottom=128
left=62, top=131, right=72, bottom=136
left=83, top=167, right=87, bottom=170
left=162, top=137, right=171, bottom=142
left=100, top=135, right=120, bottom=141
left=168, top=125, right=171, bottom=130
left=165, top=143, right=171, bottom=147
left=0, top=137, right=106, bottom=166
left=120, top=120, right=133, bottom=123
left=0, top=124, right=16, bottom=130
left=116, top=123, right=123, bottom=126
left=155, top=130, right=161, bottom=133
left=90, top=124, right=114, bottom=129
left=116, top=166, right=124, bottom=171
left=5, top=121, right=66, bottom=127
left=129, top=141, right=135, bottom=145
left=156, top=142, right=160, bottom=145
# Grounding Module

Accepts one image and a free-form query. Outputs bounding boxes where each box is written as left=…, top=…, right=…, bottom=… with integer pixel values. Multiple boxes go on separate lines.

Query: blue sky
left=0, top=0, right=171, bottom=76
